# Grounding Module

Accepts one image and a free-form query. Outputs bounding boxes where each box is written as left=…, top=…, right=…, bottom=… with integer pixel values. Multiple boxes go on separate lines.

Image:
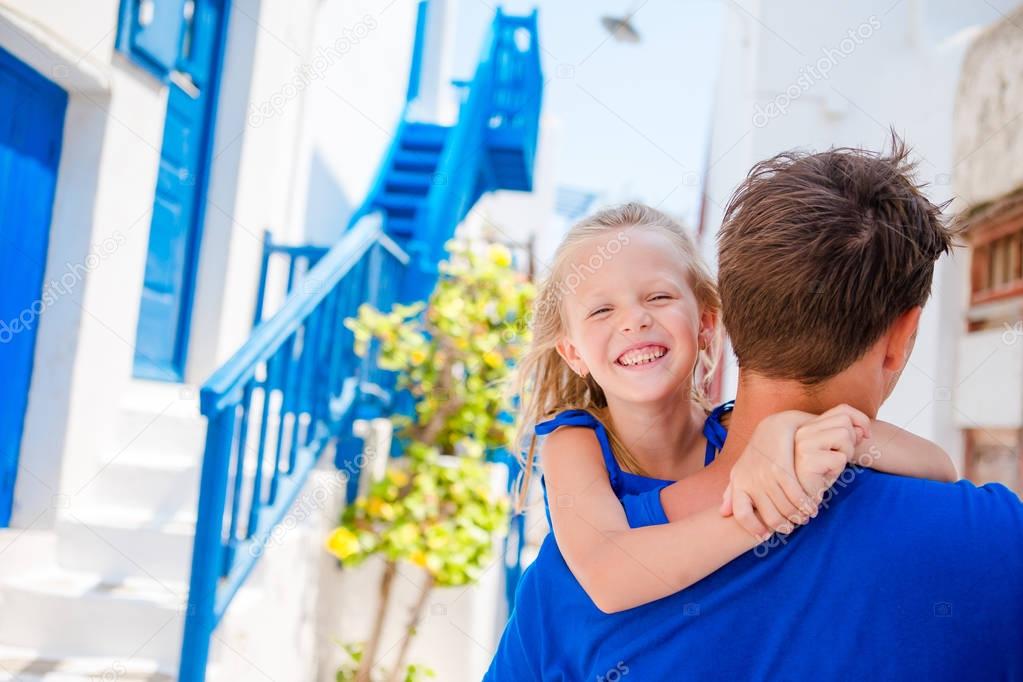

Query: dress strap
left=535, top=409, right=622, bottom=491
left=702, top=400, right=735, bottom=465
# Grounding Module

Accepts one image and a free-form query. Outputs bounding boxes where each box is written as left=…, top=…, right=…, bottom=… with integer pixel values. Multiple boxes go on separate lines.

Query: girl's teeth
left=619, top=349, right=665, bottom=366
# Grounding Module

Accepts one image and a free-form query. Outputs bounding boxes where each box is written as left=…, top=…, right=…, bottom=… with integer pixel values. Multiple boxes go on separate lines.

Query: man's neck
left=659, top=367, right=883, bottom=521
left=717, top=370, right=877, bottom=467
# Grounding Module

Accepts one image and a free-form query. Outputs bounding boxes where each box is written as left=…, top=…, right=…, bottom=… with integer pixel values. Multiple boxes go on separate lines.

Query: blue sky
left=452, top=0, right=723, bottom=228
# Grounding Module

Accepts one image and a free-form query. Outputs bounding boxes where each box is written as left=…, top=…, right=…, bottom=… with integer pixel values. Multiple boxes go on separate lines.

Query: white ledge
left=0, top=5, right=111, bottom=94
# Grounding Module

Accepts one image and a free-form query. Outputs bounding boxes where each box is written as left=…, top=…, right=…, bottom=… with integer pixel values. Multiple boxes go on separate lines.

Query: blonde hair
left=508, top=202, right=722, bottom=512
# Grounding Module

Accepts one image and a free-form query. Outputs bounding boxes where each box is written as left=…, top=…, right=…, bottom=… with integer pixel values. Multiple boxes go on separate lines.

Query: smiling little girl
left=509, top=202, right=956, bottom=613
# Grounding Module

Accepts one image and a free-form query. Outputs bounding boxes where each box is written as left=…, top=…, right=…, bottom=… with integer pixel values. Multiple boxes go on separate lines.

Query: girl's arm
left=541, top=425, right=759, bottom=614
left=854, top=420, right=957, bottom=482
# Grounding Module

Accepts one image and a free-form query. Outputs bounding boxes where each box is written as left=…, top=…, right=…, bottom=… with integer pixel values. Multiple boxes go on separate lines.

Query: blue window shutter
left=123, top=0, right=187, bottom=75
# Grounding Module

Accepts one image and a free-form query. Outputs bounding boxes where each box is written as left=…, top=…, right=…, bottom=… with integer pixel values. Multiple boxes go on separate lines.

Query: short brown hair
left=717, top=136, right=957, bottom=384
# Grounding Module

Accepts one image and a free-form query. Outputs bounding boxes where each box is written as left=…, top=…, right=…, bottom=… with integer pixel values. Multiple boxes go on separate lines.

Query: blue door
left=0, top=47, right=67, bottom=527
left=133, top=0, right=229, bottom=381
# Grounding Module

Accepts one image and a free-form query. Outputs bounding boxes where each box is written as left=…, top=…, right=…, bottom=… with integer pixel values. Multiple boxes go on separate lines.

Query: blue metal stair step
left=375, top=192, right=423, bottom=217
left=386, top=216, right=417, bottom=236
left=402, top=123, right=449, bottom=151
left=486, top=128, right=529, bottom=150
left=393, top=149, right=441, bottom=172
left=384, top=170, right=433, bottom=194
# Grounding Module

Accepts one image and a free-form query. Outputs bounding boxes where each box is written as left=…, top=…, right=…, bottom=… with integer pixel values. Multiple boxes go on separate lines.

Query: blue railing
left=252, top=230, right=329, bottom=327
left=179, top=214, right=408, bottom=679
left=485, top=10, right=543, bottom=191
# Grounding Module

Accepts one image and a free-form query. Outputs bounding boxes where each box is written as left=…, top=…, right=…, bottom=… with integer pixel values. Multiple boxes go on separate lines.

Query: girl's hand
left=720, top=404, right=871, bottom=540
left=792, top=404, right=872, bottom=504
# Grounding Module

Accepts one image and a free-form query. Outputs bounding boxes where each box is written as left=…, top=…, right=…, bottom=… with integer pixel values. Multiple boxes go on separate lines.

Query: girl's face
left=556, top=228, right=714, bottom=407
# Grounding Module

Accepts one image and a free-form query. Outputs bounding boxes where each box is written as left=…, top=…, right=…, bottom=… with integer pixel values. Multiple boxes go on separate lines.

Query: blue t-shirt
left=486, top=406, right=1023, bottom=681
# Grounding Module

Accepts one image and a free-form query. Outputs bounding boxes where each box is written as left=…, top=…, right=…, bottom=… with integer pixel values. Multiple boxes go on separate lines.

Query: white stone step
left=55, top=505, right=197, bottom=583
left=78, top=450, right=201, bottom=519
left=0, top=648, right=175, bottom=680
left=79, top=443, right=273, bottom=523
left=0, top=644, right=175, bottom=681
left=0, top=571, right=186, bottom=670
left=115, top=382, right=207, bottom=460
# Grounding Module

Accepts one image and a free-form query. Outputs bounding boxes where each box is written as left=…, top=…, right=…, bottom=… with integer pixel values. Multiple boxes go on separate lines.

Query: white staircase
left=0, top=383, right=242, bottom=680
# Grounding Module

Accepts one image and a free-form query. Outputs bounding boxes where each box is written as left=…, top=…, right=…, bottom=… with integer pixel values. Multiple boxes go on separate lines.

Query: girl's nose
left=621, top=309, right=652, bottom=333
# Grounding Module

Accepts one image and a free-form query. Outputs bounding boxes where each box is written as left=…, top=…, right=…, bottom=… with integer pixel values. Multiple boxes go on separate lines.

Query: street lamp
left=599, top=3, right=642, bottom=44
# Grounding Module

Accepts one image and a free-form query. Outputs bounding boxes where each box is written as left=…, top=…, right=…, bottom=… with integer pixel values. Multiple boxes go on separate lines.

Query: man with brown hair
left=487, top=139, right=1023, bottom=680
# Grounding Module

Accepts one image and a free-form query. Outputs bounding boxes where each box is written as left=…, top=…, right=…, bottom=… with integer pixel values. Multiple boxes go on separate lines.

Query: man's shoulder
left=849, top=466, right=1022, bottom=509
left=827, top=468, right=1023, bottom=559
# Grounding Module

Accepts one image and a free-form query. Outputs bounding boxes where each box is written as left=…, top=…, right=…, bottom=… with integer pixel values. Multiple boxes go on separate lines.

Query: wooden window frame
left=970, top=202, right=1023, bottom=306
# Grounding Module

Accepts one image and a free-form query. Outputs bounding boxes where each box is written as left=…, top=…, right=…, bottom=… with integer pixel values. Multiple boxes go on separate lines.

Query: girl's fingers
left=800, top=471, right=832, bottom=502
left=762, top=483, right=800, bottom=532
left=751, top=489, right=787, bottom=535
left=800, top=416, right=858, bottom=447
left=818, top=404, right=872, bottom=440
left=802, top=426, right=857, bottom=462
left=732, top=489, right=769, bottom=539
left=775, top=468, right=816, bottom=520
left=819, top=426, right=857, bottom=458
left=720, top=483, right=734, bottom=517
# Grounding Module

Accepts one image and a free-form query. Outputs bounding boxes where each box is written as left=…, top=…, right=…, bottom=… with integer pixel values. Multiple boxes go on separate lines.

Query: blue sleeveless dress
left=534, top=402, right=734, bottom=530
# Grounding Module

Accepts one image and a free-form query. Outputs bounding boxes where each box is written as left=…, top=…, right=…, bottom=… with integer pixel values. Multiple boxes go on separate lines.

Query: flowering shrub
left=326, top=239, right=533, bottom=682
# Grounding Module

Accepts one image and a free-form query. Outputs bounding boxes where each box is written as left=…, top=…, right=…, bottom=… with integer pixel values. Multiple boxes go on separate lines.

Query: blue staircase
left=179, top=4, right=542, bottom=679
left=371, top=122, right=450, bottom=239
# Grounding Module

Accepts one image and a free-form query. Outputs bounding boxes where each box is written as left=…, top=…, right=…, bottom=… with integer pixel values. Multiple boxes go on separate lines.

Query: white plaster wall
left=187, top=0, right=420, bottom=384
left=697, top=0, right=762, bottom=404
left=287, top=0, right=418, bottom=245
left=953, top=4, right=1023, bottom=208
left=953, top=328, right=1023, bottom=430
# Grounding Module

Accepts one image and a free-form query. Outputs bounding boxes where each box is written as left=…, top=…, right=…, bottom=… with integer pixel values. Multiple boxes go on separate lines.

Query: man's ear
left=883, top=306, right=923, bottom=373
left=556, top=337, right=588, bottom=377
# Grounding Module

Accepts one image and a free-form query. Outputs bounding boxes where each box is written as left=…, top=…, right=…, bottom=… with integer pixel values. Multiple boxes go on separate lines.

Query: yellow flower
left=482, top=350, right=503, bottom=369
left=388, top=469, right=410, bottom=487
left=488, top=243, right=512, bottom=268
left=410, top=550, right=429, bottom=568
left=367, top=497, right=396, bottom=520
left=394, top=523, right=419, bottom=546
left=326, top=527, right=360, bottom=560
left=410, top=349, right=427, bottom=365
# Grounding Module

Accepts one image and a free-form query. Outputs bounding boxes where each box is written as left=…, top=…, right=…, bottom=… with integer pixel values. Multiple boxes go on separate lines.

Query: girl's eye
left=651, top=294, right=672, bottom=301
left=589, top=307, right=611, bottom=317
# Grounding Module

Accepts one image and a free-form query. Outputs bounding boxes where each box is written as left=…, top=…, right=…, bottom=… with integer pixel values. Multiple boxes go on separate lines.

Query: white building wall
left=187, top=0, right=420, bottom=384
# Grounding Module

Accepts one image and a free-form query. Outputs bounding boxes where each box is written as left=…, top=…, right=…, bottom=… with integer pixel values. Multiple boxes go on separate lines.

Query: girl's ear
left=698, top=308, right=717, bottom=348
left=555, top=337, right=588, bottom=377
